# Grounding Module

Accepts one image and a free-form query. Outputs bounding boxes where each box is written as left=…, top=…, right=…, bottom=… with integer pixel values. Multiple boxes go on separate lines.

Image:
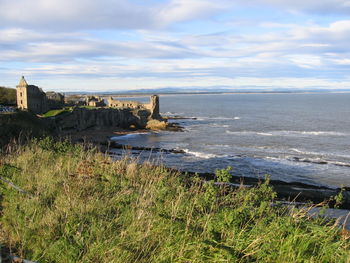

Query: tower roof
left=18, top=76, right=28, bottom=87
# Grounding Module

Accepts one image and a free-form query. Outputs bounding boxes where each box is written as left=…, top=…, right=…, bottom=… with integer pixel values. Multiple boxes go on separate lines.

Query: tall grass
left=0, top=138, right=349, bottom=262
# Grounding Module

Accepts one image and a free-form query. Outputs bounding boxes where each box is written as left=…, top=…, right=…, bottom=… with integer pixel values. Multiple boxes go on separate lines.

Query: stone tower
left=16, top=76, right=29, bottom=110
left=149, top=95, right=160, bottom=119
left=16, top=76, right=48, bottom=114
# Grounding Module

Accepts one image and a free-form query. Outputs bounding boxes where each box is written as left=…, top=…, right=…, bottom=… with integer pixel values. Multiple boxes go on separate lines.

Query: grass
left=78, top=105, right=100, bottom=110
left=0, top=138, right=349, bottom=262
left=41, top=108, right=73, bottom=118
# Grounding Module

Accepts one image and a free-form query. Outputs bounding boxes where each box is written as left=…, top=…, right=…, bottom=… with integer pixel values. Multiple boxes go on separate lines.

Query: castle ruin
left=85, top=96, right=106, bottom=107
left=16, top=76, right=65, bottom=114
left=16, top=76, right=160, bottom=120
left=108, top=95, right=160, bottom=119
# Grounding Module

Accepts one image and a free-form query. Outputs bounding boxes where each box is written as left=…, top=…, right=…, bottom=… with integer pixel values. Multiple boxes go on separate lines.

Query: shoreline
left=63, top=122, right=350, bottom=209
left=66, top=127, right=150, bottom=145
left=77, top=131, right=350, bottom=209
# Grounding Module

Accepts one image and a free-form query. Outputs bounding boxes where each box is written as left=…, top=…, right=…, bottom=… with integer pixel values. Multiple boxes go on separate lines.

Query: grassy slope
left=0, top=138, right=349, bottom=262
left=41, top=108, right=73, bottom=118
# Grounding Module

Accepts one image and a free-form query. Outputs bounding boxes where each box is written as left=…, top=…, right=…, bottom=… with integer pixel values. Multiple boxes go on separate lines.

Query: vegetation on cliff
left=0, top=138, right=349, bottom=262
left=0, top=112, right=50, bottom=150
left=0, top=86, right=16, bottom=105
left=41, top=107, right=73, bottom=118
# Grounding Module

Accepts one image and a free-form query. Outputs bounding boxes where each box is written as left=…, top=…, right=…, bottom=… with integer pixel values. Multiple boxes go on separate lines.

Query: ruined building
left=16, top=76, right=65, bottom=114
left=16, top=76, right=160, bottom=120
left=46, top=91, right=65, bottom=109
left=85, top=96, right=106, bottom=107
left=108, top=95, right=160, bottom=119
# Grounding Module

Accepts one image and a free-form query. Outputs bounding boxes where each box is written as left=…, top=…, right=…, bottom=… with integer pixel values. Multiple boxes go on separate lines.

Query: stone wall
left=108, top=95, right=160, bottom=120
left=46, top=92, right=65, bottom=109
left=85, top=96, right=106, bottom=107
left=107, top=97, right=143, bottom=109
left=17, top=83, right=49, bottom=114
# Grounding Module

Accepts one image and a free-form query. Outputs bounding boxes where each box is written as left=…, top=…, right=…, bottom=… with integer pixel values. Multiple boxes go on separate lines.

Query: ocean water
left=110, top=93, right=350, bottom=188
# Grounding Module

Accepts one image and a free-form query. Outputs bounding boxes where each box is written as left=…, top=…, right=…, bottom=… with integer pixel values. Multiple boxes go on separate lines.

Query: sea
left=110, top=93, right=350, bottom=189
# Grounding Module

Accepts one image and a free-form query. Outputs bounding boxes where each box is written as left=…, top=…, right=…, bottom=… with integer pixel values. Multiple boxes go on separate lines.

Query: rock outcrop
left=53, top=107, right=151, bottom=132
left=146, top=119, right=167, bottom=130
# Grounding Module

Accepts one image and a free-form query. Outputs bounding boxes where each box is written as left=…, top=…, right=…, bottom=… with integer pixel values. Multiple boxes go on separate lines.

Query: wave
left=210, top=123, right=230, bottom=128
left=299, top=131, right=346, bottom=136
left=226, top=130, right=348, bottom=137
left=161, top=111, right=184, bottom=116
left=111, top=132, right=149, bottom=141
left=205, top=144, right=231, bottom=148
left=290, top=148, right=350, bottom=160
left=197, top=116, right=241, bottom=121
left=261, top=150, right=350, bottom=168
left=289, top=157, right=350, bottom=167
left=290, top=148, right=323, bottom=156
left=183, top=149, right=220, bottom=159
left=183, top=146, right=350, bottom=167
left=257, top=132, right=273, bottom=136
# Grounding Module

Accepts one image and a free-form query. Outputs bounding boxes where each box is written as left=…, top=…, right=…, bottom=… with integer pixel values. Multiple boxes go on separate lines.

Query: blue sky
left=1, top=0, right=350, bottom=92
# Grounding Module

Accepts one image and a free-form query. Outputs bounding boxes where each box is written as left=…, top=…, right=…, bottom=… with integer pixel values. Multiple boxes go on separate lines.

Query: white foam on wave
left=225, top=130, right=348, bottom=137
left=161, top=111, right=184, bottom=116
left=197, top=116, right=241, bottom=121
left=226, top=130, right=248, bottom=135
left=290, top=148, right=319, bottom=155
left=257, top=132, right=273, bottom=136
left=210, top=123, right=230, bottom=128
left=111, top=132, right=148, bottom=141
left=291, top=148, right=350, bottom=161
left=275, top=131, right=347, bottom=136
left=214, top=116, right=241, bottom=120
left=299, top=131, right=346, bottom=136
left=330, top=161, right=350, bottom=167
left=183, top=149, right=219, bottom=159
left=262, top=148, right=350, bottom=168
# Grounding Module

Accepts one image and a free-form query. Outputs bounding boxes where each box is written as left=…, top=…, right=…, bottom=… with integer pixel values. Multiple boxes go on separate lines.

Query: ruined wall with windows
left=16, top=76, right=64, bottom=114
left=85, top=96, right=106, bottom=107
left=108, top=95, right=160, bottom=119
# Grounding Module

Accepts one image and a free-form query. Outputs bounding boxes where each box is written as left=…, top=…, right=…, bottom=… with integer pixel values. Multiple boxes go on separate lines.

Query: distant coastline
left=63, top=89, right=350, bottom=97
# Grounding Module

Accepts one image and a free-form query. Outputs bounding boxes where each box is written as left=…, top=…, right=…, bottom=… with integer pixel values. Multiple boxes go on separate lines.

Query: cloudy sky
left=1, top=0, right=350, bottom=92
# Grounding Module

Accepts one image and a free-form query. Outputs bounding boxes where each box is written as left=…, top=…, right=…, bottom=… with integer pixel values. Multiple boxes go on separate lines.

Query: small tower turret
left=16, top=76, right=28, bottom=110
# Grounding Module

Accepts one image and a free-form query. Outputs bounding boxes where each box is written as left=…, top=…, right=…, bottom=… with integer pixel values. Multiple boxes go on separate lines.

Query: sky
left=1, top=0, right=350, bottom=92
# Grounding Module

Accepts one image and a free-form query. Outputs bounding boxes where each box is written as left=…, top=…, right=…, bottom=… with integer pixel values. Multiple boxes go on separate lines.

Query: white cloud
left=284, top=55, right=323, bottom=69
left=2, top=0, right=350, bottom=90
left=158, top=0, right=226, bottom=25
left=0, top=0, right=153, bottom=29
left=244, top=0, right=350, bottom=15
left=0, top=0, right=229, bottom=30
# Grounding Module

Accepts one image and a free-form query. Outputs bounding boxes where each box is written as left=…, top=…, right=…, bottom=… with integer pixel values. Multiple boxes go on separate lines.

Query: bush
left=0, top=140, right=349, bottom=262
